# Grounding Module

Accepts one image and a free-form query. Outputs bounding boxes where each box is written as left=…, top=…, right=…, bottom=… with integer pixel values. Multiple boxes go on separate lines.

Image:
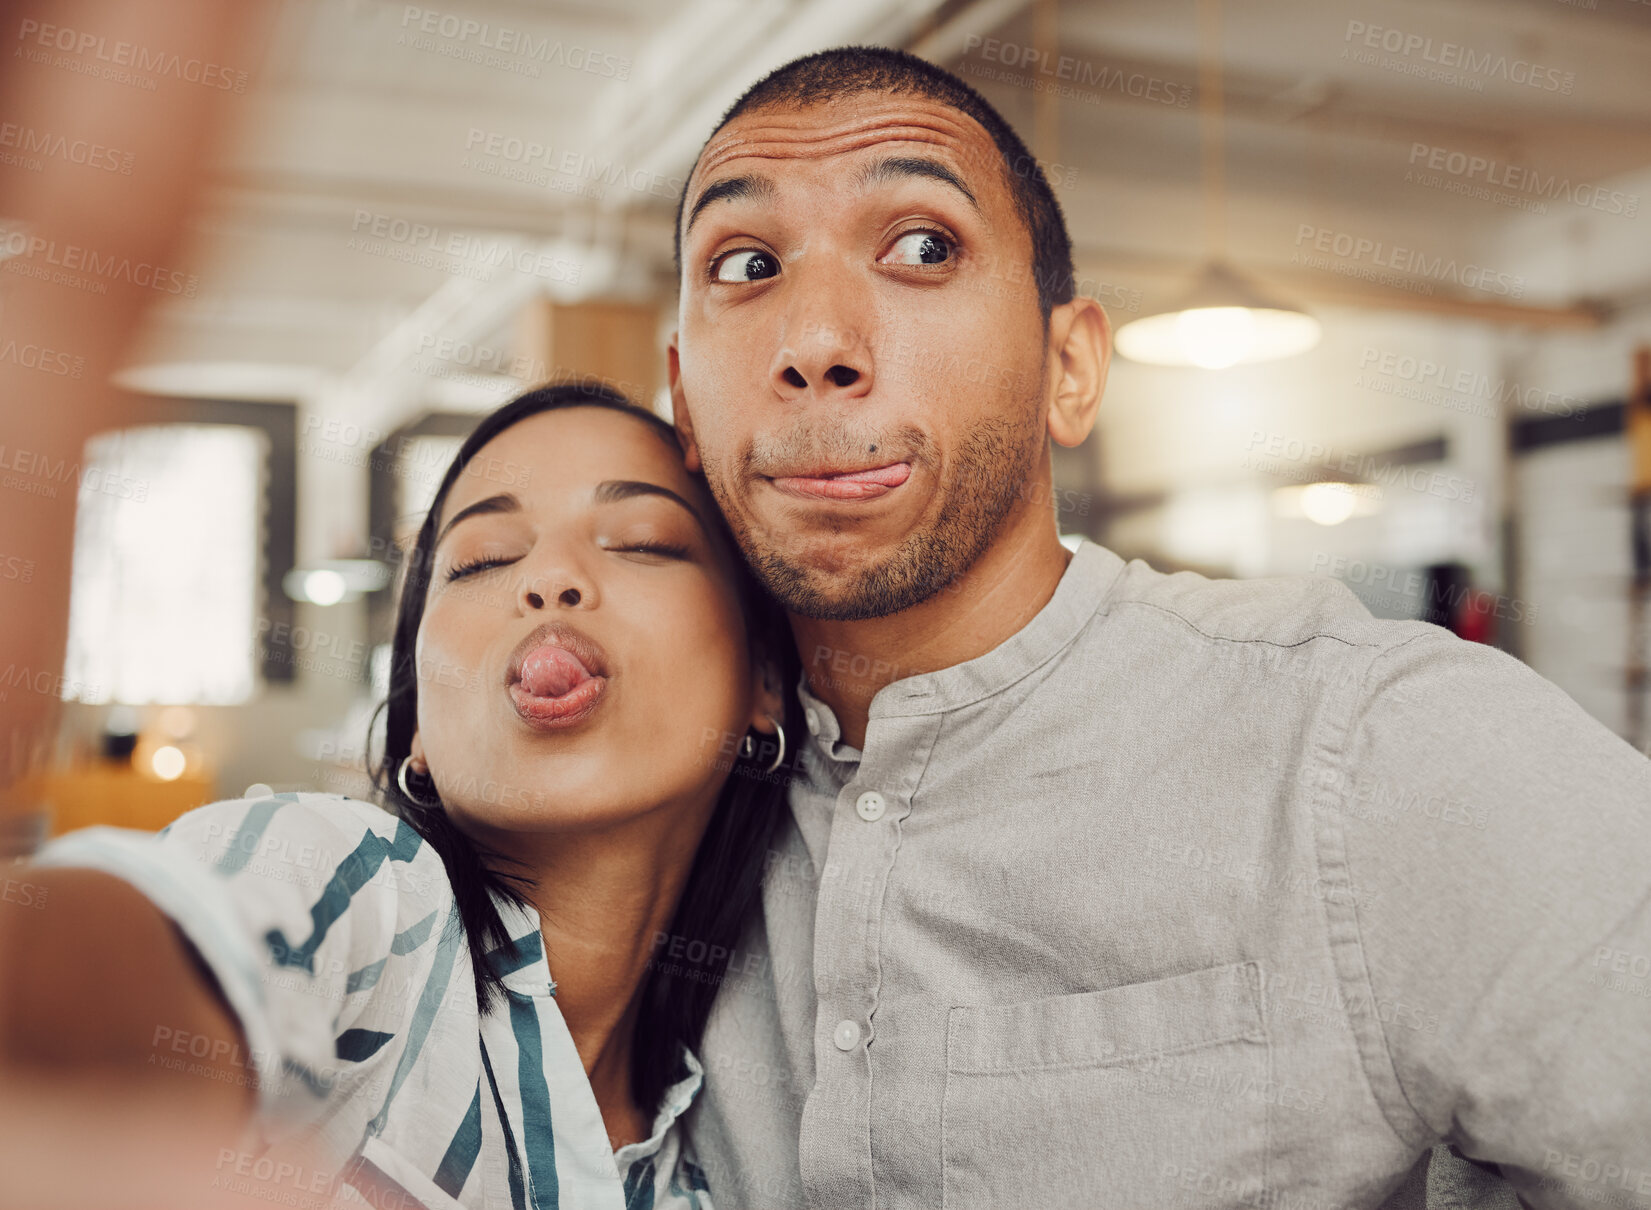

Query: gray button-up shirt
left=686, top=540, right=1651, bottom=1209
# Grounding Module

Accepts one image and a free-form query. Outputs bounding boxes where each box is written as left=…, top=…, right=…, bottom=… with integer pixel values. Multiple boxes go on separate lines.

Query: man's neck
left=791, top=511, right=1074, bottom=750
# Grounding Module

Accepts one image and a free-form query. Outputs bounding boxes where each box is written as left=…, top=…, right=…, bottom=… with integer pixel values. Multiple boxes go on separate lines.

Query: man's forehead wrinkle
left=695, top=107, right=990, bottom=180
left=700, top=128, right=957, bottom=177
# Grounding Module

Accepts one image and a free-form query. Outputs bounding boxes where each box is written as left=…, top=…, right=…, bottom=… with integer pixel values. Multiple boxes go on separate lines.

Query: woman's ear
left=408, top=731, right=428, bottom=773
left=747, top=650, right=787, bottom=735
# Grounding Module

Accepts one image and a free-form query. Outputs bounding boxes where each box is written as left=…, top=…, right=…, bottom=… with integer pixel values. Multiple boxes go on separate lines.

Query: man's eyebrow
left=683, top=173, right=778, bottom=240
left=854, top=155, right=981, bottom=215
left=435, top=493, right=519, bottom=548
left=592, top=479, right=707, bottom=531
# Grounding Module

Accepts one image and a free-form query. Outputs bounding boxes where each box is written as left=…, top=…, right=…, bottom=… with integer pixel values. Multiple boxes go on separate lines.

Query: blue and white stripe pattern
left=31, top=790, right=713, bottom=1210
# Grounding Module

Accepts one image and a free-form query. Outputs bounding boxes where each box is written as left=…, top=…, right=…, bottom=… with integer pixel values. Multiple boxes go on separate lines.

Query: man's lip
left=504, top=621, right=610, bottom=687
left=767, top=462, right=911, bottom=502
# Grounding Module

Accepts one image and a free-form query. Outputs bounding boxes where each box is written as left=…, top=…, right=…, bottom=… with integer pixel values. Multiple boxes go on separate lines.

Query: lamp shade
left=1115, top=261, right=1321, bottom=368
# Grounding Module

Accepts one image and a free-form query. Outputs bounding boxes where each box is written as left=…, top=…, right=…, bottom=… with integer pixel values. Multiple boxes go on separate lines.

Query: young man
left=666, top=47, right=1651, bottom=1210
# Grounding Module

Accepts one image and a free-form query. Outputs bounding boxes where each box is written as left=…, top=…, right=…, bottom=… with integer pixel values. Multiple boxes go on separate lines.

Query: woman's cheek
left=414, top=619, right=488, bottom=744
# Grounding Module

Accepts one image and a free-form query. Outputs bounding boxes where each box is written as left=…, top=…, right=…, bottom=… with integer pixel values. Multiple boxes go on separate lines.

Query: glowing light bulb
left=303, top=569, right=347, bottom=605
left=1300, top=482, right=1359, bottom=526
left=151, top=745, right=187, bottom=780
left=1174, top=307, right=1257, bottom=369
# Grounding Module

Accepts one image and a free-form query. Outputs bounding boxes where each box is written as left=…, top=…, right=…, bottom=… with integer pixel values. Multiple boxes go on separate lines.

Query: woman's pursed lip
left=508, top=676, right=606, bottom=730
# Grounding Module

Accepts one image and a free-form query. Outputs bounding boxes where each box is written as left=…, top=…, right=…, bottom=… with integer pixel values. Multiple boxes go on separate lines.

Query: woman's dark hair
left=368, top=381, right=799, bottom=1115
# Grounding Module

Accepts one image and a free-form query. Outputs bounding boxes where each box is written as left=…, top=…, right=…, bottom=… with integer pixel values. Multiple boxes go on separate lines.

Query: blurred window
left=63, top=424, right=267, bottom=704
left=395, top=434, right=465, bottom=525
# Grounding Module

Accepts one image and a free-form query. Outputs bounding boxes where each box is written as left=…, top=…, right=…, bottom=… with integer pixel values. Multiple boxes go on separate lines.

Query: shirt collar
left=613, top=1046, right=705, bottom=1166
left=797, top=676, right=861, bottom=765
left=484, top=888, right=707, bottom=1157
left=796, top=539, right=1126, bottom=754
left=484, top=888, right=559, bottom=996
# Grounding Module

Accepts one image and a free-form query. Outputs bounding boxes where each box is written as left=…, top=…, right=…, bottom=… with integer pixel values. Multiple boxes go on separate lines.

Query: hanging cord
left=1196, top=0, right=1226, bottom=263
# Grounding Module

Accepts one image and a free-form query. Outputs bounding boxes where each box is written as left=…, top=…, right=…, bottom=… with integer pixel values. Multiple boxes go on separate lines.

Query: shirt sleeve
left=1333, top=630, right=1651, bottom=1208
left=28, top=791, right=457, bottom=1141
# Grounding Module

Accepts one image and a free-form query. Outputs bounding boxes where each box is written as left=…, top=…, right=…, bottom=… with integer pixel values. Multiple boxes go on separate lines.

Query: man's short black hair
left=673, top=45, right=1076, bottom=316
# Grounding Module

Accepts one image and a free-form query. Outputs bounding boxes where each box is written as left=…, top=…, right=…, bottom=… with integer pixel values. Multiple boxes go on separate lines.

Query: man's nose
left=770, top=311, right=875, bottom=402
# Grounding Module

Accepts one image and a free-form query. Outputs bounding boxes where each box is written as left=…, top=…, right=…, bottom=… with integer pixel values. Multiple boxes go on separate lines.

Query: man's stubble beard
left=700, top=374, right=1049, bottom=622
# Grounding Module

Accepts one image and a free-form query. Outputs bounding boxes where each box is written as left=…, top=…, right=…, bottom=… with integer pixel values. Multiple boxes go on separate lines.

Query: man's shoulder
left=1099, top=552, right=1436, bottom=656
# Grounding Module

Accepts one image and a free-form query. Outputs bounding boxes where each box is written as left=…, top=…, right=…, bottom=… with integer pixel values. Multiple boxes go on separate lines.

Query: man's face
left=671, top=91, right=1052, bottom=621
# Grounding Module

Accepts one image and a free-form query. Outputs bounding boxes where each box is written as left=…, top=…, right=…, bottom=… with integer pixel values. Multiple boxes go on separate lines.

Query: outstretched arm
left=0, top=865, right=255, bottom=1110
left=1335, top=631, right=1651, bottom=1209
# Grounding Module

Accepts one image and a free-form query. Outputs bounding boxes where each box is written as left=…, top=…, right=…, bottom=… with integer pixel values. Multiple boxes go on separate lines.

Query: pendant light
left=1115, top=0, right=1320, bottom=368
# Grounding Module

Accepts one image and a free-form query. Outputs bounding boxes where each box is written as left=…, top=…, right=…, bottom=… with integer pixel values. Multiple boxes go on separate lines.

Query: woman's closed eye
left=606, top=538, right=691, bottom=560
left=445, top=555, right=517, bottom=582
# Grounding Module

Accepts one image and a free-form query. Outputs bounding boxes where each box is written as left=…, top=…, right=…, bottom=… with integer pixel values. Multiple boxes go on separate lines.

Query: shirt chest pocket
left=941, top=961, right=1271, bottom=1210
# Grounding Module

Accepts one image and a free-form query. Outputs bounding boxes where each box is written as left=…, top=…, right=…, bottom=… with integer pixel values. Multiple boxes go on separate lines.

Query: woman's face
left=411, top=406, right=776, bottom=838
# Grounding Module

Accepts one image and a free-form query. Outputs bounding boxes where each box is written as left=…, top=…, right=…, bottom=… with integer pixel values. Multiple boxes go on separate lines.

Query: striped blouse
left=30, top=790, right=714, bottom=1210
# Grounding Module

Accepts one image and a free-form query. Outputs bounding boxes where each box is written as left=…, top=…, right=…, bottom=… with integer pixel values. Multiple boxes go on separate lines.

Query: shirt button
left=832, top=1019, right=862, bottom=1050
left=855, top=791, right=886, bottom=822
left=805, top=707, right=821, bottom=736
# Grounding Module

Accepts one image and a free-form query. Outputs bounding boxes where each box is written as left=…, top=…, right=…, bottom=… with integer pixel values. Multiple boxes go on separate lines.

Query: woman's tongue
left=519, top=645, right=591, bottom=700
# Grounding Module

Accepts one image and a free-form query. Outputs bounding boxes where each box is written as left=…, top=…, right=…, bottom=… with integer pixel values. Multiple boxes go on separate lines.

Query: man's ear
left=667, top=335, right=702, bottom=472
left=1045, top=295, right=1111, bottom=449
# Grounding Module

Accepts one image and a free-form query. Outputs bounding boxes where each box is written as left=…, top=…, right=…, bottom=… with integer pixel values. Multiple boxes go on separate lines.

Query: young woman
left=13, top=383, right=802, bottom=1209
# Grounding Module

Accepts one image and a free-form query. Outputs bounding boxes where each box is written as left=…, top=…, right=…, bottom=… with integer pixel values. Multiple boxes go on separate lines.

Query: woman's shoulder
left=162, top=787, right=397, bottom=835
left=155, top=788, right=452, bottom=903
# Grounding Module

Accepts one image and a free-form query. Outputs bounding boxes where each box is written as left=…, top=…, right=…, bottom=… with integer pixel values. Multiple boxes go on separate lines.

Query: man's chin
left=748, top=536, right=957, bottom=622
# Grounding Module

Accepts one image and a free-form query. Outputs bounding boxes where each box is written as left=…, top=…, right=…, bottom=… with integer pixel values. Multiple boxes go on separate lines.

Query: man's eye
left=881, top=231, right=952, bottom=266
left=712, top=249, right=779, bottom=283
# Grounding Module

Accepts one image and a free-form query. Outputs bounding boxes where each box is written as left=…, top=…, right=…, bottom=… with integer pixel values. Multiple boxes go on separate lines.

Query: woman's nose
left=523, top=584, right=582, bottom=609
left=518, top=562, right=594, bottom=611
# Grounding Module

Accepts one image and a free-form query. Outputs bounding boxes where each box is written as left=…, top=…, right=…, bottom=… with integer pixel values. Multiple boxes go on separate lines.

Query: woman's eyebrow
left=592, top=479, right=708, bottom=533
left=435, top=492, right=520, bottom=548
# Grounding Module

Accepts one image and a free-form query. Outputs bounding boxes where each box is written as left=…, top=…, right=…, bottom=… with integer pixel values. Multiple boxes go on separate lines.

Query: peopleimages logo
left=0, top=123, right=134, bottom=174
left=0, top=227, right=197, bottom=296
left=346, top=210, right=581, bottom=285
left=398, top=6, right=630, bottom=80
left=1356, top=346, right=1582, bottom=421
left=14, top=18, right=249, bottom=91
left=1406, top=143, right=1639, bottom=219
left=1343, top=21, right=1575, bottom=95
left=1292, top=224, right=1524, bottom=298
left=960, top=34, right=1192, bottom=107
left=462, top=129, right=684, bottom=202
left=0, top=339, right=84, bottom=378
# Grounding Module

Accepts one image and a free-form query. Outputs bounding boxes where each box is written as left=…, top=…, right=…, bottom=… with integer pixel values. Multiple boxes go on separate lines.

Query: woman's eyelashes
left=445, top=554, right=516, bottom=582
left=444, top=539, right=691, bottom=582
left=606, top=538, right=691, bottom=560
